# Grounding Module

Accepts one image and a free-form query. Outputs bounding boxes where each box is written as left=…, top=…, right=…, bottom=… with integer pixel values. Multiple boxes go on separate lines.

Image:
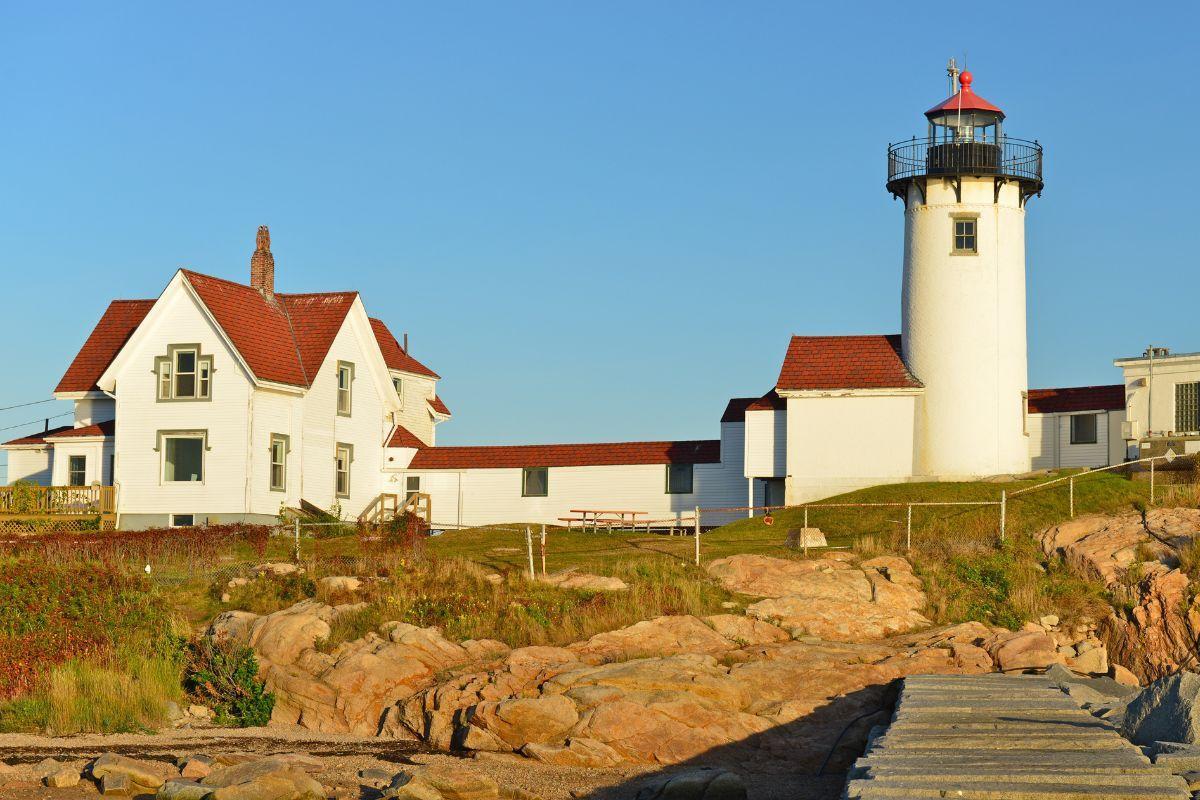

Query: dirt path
left=0, top=726, right=843, bottom=800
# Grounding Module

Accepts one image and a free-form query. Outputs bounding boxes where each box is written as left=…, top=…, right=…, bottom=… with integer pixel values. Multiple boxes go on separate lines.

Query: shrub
left=184, top=638, right=275, bottom=727
left=213, top=572, right=316, bottom=615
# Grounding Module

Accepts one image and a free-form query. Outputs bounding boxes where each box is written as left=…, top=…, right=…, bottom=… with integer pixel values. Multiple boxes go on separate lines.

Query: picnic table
left=561, top=509, right=645, bottom=532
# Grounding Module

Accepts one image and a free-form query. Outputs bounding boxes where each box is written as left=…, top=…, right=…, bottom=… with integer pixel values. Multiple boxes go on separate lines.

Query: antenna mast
left=946, top=57, right=959, bottom=96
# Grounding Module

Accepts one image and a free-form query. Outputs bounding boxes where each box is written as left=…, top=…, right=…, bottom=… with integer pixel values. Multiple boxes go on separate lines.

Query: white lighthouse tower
left=887, top=68, right=1043, bottom=478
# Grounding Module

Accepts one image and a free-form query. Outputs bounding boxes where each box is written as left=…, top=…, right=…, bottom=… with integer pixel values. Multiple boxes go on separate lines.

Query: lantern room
left=925, top=71, right=1004, bottom=143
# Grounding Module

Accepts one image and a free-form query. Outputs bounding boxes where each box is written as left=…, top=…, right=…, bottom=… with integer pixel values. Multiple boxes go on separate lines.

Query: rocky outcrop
left=208, top=600, right=502, bottom=734
left=706, top=554, right=931, bottom=641
left=1039, top=509, right=1200, bottom=679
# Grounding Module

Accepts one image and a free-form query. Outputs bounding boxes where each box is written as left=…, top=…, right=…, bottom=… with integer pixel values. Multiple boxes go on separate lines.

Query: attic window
left=157, top=345, right=212, bottom=401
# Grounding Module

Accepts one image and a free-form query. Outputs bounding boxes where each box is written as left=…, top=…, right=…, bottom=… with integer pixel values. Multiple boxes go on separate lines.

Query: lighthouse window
left=952, top=218, right=978, bottom=254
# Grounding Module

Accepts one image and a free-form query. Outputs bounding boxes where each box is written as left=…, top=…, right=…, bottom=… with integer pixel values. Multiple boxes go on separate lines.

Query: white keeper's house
left=4, top=68, right=1145, bottom=529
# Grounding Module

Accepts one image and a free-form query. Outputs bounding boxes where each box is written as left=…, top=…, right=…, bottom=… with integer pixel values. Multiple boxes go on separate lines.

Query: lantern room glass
left=928, top=109, right=1003, bottom=144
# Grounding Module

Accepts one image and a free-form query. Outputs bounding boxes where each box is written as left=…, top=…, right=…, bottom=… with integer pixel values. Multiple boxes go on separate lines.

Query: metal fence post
left=999, top=491, right=1007, bottom=543
left=1069, top=476, right=1074, bottom=518
left=293, top=518, right=301, bottom=563
left=803, top=506, right=809, bottom=530
left=694, top=506, right=701, bottom=567
left=540, top=524, right=547, bottom=576
left=905, top=504, right=913, bottom=550
left=525, top=526, right=535, bottom=579
left=1150, top=460, right=1156, bottom=505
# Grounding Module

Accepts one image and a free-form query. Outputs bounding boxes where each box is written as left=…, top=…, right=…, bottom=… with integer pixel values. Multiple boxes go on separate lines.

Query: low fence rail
left=0, top=484, right=116, bottom=517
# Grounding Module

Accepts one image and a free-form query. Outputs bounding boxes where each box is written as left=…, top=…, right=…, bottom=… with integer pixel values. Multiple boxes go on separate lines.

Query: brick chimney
left=250, top=225, right=275, bottom=295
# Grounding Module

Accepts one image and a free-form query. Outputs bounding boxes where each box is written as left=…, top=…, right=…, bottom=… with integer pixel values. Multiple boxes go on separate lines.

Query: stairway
left=845, top=674, right=1188, bottom=800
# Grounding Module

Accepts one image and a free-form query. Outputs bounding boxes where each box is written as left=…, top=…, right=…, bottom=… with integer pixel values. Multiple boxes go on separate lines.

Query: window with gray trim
left=160, top=431, right=207, bottom=482
left=1177, top=382, right=1200, bottom=433
left=522, top=467, right=548, bottom=497
left=156, top=345, right=213, bottom=401
left=665, top=463, right=694, bottom=494
left=1070, top=414, right=1098, bottom=445
left=335, top=443, right=353, bottom=497
left=68, top=455, right=86, bottom=487
left=337, top=362, right=354, bottom=416
left=270, top=434, right=289, bottom=492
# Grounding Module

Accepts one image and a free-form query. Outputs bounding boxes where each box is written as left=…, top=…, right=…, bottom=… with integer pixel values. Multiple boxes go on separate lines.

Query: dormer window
left=156, top=345, right=213, bottom=401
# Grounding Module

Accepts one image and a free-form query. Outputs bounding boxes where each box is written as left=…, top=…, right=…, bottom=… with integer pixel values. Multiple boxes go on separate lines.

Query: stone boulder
left=569, top=615, right=736, bottom=662
left=383, top=763, right=540, bottom=800
left=91, top=753, right=170, bottom=792
left=538, top=570, right=628, bottom=592
left=521, top=737, right=624, bottom=768
left=982, top=629, right=1062, bottom=673
left=1123, top=672, right=1200, bottom=746
left=199, top=758, right=325, bottom=800
left=711, top=555, right=930, bottom=642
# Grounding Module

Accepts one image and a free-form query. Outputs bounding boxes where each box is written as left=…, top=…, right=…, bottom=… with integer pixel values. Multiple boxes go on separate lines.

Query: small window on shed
left=1070, top=414, right=1098, bottom=445
left=522, top=467, right=548, bottom=497
left=952, top=218, right=977, bottom=254
left=665, top=464, right=694, bottom=494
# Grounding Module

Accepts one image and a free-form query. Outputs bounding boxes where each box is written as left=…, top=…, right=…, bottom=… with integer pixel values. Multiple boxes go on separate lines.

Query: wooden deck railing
left=0, top=484, right=116, bottom=517
left=359, top=491, right=432, bottom=525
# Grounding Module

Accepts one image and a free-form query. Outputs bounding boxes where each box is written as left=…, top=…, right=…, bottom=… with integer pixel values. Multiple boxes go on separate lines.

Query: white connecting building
left=4, top=70, right=1141, bottom=528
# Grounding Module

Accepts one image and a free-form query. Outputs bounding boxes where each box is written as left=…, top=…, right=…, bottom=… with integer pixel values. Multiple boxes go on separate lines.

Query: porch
left=0, top=484, right=118, bottom=531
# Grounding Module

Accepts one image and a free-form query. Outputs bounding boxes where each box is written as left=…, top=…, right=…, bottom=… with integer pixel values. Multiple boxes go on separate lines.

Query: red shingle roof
left=428, top=396, right=451, bottom=417
left=388, top=424, right=427, bottom=449
left=2, top=425, right=74, bottom=447
left=55, top=300, right=155, bottom=393
left=369, top=318, right=440, bottom=379
left=776, top=334, right=922, bottom=391
left=44, top=420, right=115, bottom=439
left=1027, top=385, right=1126, bottom=414
left=408, top=440, right=721, bottom=470
left=721, top=390, right=786, bottom=423
left=184, top=270, right=358, bottom=387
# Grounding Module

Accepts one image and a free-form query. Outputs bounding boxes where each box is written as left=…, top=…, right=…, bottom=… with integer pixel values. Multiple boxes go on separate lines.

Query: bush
left=213, top=572, right=316, bottom=615
left=184, top=638, right=275, bottom=727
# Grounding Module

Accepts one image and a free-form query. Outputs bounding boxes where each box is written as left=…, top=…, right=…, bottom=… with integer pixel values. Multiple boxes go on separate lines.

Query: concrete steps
left=844, top=674, right=1188, bottom=800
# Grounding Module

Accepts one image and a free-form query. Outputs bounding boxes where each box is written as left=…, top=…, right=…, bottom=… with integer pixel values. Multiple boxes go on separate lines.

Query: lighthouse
left=887, top=68, right=1044, bottom=478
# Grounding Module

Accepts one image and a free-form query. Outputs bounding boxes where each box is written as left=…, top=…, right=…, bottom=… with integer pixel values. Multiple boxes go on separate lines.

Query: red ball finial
left=959, top=71, right=973, bottom=91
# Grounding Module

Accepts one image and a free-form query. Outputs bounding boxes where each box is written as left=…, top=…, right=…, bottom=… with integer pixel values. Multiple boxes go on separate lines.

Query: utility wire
left=0, top=411, right=73, bottom=434
left=0, top=398, right=56, bottom=413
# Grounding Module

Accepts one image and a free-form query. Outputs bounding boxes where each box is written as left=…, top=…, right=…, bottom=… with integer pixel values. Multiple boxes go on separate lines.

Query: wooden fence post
left=525, top=527, right=535, bottom=579
left=999, top=491, right=1007, bottom=543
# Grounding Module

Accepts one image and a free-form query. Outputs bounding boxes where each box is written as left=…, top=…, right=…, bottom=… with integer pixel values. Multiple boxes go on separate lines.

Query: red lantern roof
left=925, top=71, right=1005, bottom=120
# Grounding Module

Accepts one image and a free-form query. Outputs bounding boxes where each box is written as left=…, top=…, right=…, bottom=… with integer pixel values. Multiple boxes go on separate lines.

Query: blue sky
left=2, top=1, right=1197, bottom=478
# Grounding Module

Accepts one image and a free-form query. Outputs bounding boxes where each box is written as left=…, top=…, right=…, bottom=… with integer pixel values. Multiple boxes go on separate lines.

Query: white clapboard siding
left=1027, top=413, right=1056, bottom=470
left=248, top=388, right=303, bottom=518
left=6, top=448, right=52, bottom=485
left=744, top=409, right=786, bottom=478
left=299, top=305, right=393, bottom=519
left=112, top=284, right=255, bottom=518
left=51, top=440, right=110, bottom=486
left=1056, top=411, right=1110, bottom=468
left=391, top=373, right=438, bottom=446
left=409, top=457, right=748, bottom=529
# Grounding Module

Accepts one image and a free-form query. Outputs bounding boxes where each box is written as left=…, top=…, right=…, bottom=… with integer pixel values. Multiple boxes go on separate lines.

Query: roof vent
left=250, top=225, right=275, bottom=296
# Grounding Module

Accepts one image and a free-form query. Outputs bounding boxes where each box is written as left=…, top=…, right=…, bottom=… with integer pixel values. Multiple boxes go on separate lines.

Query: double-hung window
left=335, top=443, right=353, bottom=498
left=270, top=434, right=289, bottom=492
left=337, top=362, right=354, bottom=416
left=1177, top=382, right=1200, bottom=434
left=157, top=346, right=213, bottom=401
left=68, top=455, right=87, bottom=487
left=161, top=432, right=206, bottom=482
left=665, top=463, right=694, bottom=494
